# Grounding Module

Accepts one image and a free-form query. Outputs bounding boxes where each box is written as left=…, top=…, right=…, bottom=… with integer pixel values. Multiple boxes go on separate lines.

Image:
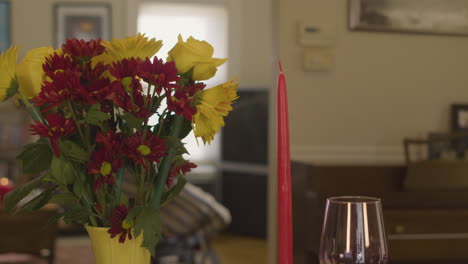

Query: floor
left=212, top=235, right=267, bottom=264
left=0, top=234, right=267, bottom=264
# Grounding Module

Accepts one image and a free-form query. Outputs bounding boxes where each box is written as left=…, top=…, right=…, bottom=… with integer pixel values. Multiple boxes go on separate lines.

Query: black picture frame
left=54, top=3, right=112, bottom=48
left=0, top=0, right=10, bottom=52
left=349, top=0, right=468, bottom=37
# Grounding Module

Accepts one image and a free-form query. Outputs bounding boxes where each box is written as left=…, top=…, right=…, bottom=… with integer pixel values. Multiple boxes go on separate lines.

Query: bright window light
left=138, top=2, right=228, bottom=163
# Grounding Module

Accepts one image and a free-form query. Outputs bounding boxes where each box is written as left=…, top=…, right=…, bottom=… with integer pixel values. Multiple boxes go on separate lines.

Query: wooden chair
left=0, top=205, right=58, bottom=264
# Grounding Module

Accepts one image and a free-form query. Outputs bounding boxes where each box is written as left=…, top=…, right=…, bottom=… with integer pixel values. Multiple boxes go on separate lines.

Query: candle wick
left=278, top=61, right=284, bottom=74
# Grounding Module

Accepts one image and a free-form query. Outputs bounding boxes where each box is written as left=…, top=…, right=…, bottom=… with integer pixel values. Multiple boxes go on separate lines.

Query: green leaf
left=48, top=206, right=90, bottom=225
left=19, top=188, right=57, bottom=212
left=58, top=140, right=90, bottom=163
left=4, top=174, right=45, bottom=214
left=128, top=207, right=162, bottom=257
left=50, top=156, right=76, bottom=185
left=121, top=113, right=143, bottom=131
left=179, top=117, right=193, bottom=139
left=161, top=175, right=187, bottom=206
left=49, top=193, right=80, bottom=207
left=154, top=115, right=192, bottom=139
left=17, top=140, right=53, bottom=174
left=163, top=136, right=188, bottom=156
left=72, top=181, right=84, bottom=199
left=81, top=104, right=110, bottom=126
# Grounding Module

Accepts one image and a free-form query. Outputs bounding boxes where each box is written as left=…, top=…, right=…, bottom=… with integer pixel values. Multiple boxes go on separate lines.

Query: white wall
left=279, top=0, right=468, bottom=164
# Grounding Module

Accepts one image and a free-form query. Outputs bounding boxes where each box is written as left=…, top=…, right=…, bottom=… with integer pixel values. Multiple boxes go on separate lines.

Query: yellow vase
left=85, top=226, right=151, bottom=264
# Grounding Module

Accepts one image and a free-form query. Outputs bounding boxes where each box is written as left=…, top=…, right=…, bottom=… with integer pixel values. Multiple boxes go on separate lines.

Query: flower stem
left=116, top=168, right=124, bottom=204
left=18, top=92, right=45, bottom=123
left=150, top=115, right=184, bottom=209
left=67, top=100, right=89, bottom=150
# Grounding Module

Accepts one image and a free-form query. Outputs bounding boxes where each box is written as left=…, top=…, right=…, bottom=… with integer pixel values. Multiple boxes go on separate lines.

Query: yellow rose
left=193, top=79, right=239, bottom=144
left=167, top=35, right=227, bottom=81
left=0, top=46, right=19, bottom=102
left=16, top=46, right=55, bottom=99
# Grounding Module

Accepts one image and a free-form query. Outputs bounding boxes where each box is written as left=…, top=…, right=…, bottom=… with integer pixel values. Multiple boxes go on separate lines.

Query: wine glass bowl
left=319, top=196, right=388, bottom=264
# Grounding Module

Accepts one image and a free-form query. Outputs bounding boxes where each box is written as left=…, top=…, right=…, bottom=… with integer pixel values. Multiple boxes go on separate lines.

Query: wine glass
left=319, top=196, right=388, bottom=264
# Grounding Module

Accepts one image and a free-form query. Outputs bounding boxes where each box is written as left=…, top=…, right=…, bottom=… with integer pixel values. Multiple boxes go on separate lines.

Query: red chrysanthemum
left=167, top=83, right=205, bottom=120
left=108, top=58, right=141, bottom=80
left=108, top=205, right=133, bottom=243
left=123, top=131, right=167, bottom=169
left=96, top=130, right=123, bottom=151
left=167, top=160, right=197, bottom=188
left=75, top=78, right=114, bottom=105
left=87, top=147, right=122, bottom=191
left=114, top=83, right=151, bottom=119
left=29, top=114, right=76, bottom=157
left=138, top=57, right=180, bottom=94
left=82, top=62, right=109, bottom=83
left=42, top=53, right=76, bottom=78
left=62, top=38, right=105, bottom=59
left=33, top=70, right=83, bottom=111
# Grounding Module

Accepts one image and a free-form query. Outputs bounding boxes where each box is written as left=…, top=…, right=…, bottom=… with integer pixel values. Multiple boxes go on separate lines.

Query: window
left=138, top=2, right=228, bottom=164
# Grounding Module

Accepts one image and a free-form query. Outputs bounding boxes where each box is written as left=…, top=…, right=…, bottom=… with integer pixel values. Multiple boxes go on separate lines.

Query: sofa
left=292, top=161, right=468, bottom=264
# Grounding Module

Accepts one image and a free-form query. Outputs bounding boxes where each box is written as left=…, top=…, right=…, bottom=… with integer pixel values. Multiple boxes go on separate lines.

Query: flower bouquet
left=1, top=33, right=238, bottom=261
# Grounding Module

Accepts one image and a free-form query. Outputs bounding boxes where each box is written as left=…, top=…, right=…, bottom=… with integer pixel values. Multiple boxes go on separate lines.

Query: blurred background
left=3, top=0, right=468, bottom=263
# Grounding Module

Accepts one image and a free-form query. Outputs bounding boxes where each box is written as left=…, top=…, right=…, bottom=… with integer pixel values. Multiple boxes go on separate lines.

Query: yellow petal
left=17, top=46, right=55, bottom=99
left=0, top=46, right=19, bottom=102
left=92, top=33, right=163, bottom=66
left=167, top=35, right=226, bottom=81
left=193, top=79, right=239, bottom=144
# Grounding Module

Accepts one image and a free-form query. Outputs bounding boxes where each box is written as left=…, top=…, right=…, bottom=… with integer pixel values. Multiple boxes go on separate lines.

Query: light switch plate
left=298, top=22, right=335, bottom=47
left=303, top=47, right=333, bottom=71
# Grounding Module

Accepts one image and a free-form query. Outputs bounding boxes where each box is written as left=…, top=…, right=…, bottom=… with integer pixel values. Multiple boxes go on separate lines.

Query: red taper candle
left=277, top=61, right=293, bottom=264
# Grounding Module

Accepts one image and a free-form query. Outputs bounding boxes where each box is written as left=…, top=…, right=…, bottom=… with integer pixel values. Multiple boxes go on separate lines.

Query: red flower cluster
left=87, top=131, right=123, bottom=191
left=33, top=70, right=82, bottom=111
left=32, top=39, right=122, bottom=112
left=62, top=39, right=105, bottom=59
left=43, top=54, right=76, bottom=78
left=123, top=131, right=167, bottom=169
left=109, top=58, right=141, bottom=80
left=138, top=57, right=179, bottom=94
left=167, top=83, right=205, bottom=120
left=167, top=160, right=197, bottom=188
left=108, top=205, right=133, bottom=243
left=114, top=84, right=152, bottom=119
left=29, top=114, right=76, bottom=157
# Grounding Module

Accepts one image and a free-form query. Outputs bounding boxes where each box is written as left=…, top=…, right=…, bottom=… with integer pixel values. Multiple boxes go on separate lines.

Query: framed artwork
left=451, top=104, right=468, bottom=132
left=54, top=3, right=111, bottom=48
left=349, top=0, right=468, bottom=36
left=451, top=104, right=468, bottom=158
left=0, top=1, right=10, bottom=52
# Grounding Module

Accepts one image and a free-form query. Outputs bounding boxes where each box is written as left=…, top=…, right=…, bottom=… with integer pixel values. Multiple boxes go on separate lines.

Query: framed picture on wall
left=0, top=1, right=10, bottom=52
left=451, top=104, right=468, bottom=132
left=54, top=3, right=112, bottom=48
left=451, top=104, right=468, bottom=158
left=349, top=0, right=468, bottom=36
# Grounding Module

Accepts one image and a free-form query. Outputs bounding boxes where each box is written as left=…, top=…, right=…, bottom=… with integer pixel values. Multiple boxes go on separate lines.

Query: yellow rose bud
left=0, top=46, right=19, bottom=102
left=16, top=46, right=55, bottom=99
left=167, top=35, right=227, bottom=81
